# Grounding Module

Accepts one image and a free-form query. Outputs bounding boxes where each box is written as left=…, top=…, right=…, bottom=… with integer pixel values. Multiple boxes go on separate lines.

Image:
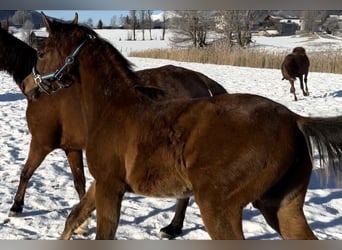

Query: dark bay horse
left=0, top=19, right=227, bottom=238
left=281, top=47, right=310, bottom=101
left=22, top=14, right=342, bottom=240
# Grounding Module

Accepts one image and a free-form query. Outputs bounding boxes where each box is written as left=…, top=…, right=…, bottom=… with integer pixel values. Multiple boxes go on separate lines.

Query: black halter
left=31, top=34, right=95, bottom=95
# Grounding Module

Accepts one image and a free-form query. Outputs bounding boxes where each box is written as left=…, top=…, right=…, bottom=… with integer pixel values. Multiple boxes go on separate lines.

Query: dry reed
left=129, top=43, right=342, bottom=74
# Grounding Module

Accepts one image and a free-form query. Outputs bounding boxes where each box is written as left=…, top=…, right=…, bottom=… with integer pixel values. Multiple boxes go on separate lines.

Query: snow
left=1, top=29, right=342, bottom=240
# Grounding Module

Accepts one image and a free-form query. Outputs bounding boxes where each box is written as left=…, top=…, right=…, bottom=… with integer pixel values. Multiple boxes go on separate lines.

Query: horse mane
left=48, top=19, right=155, bottom=100
left=0, top=28, right=37, bottom=85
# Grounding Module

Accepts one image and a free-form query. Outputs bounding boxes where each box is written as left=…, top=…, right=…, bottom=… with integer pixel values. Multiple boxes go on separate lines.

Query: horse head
left=22, top=12, right=94, bottom=100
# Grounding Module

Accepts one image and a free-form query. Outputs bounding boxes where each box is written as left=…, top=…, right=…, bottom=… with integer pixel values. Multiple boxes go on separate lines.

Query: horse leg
left=60, top=181, right=96, bottom=240
left=253, top=150, right=317, bottom=239
left=65, top=149, right=86, bottom=200
left=289, top=79, right=297, bottom=101
left=299, top=75, right=308, bottom=97
left=304, top=73, right=309, bottom=96
left=95, top=179, right=125, bottom=240
left=9, top=140, right=50, bottom=216
left=160, top=198, right=189, bottom=239
left=194, top=190, right=244, bottom=239
left=64, top=149, right=89, bottom=234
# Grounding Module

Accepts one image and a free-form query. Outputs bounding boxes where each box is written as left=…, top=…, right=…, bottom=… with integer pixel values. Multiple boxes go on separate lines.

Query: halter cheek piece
left=31, top=34, right=96, bottom=95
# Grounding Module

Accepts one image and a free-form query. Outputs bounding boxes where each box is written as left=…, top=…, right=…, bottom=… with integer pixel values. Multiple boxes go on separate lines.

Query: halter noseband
left=31, top=34, right=95, bottom=95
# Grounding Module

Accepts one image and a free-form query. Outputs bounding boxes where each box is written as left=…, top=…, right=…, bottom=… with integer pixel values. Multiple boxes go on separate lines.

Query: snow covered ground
left=1, top=29, right=342, bottom=240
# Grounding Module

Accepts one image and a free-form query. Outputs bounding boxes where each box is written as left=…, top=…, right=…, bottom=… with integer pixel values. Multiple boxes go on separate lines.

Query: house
left=262, top=15, right=300, bottom=35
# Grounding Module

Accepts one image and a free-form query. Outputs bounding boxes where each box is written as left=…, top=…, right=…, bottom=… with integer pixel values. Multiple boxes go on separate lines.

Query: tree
left=147, top=10, right=153, bottom=40
left=10, top=11, right=33, bottom=43
left=110, top=15, right=118, bottom=28
left=84, top=18, right=94, bottom=28
left=139, top=10, right=147, bottom=40
left=170, top=11, right=215, bottom=47
left=161, top=12, right=167, bottom=40
left=97, top=19, right=103, bottom=29
left=323, top=17, right=340, bottom=34
left=130, top=10, right=137, bottom=40
left=301, top=10, right=327, bottom=33
left=11, top=10, right=32, bottom=26
left=218, top=10, right=257, bottom=47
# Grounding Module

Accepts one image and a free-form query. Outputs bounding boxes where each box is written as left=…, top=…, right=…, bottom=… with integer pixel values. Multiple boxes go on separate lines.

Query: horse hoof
left=73, top=219, right=90, bottom=236
left=8, top=211, right=21, bottom=217
left=9, top=203, right=23, bottom=217
left=8, top=207, right=23, bottom=217
left=159, top=225, right=182, bottom=239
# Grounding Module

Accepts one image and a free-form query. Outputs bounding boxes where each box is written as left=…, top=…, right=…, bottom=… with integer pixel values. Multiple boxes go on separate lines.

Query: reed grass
left=129, top=43, right=342, bottom=74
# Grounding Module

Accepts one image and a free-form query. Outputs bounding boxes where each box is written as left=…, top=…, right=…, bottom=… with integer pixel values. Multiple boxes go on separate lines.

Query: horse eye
left=37, top=51, right=45, bottom=58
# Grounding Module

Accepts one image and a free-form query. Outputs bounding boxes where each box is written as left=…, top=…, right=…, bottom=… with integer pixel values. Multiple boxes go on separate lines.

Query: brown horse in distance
left=281, top=47, right=310, bottom=101
left=23, top=14, right=342, bottom=240
left=0, top=18, right=226, bottom=238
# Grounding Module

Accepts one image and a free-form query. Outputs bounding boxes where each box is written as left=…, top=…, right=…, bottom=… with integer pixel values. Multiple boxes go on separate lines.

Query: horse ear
left=41, top=12, right=53, bottom=34
left=72, top=13, right=78, bottom=24
left=1, top=20, right=9, bottom=31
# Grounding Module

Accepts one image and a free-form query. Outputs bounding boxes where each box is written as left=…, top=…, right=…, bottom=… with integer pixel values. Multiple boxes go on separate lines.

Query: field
left=0, top=28, right=342, bottom=239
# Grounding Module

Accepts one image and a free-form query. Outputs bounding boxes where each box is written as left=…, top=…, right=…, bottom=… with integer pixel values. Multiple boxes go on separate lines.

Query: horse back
left=136, top=65, right=226, bottom=100
left=124, top=93, right=300, bottom=198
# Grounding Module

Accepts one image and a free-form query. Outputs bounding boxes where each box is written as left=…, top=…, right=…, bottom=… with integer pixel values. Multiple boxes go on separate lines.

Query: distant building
left=261, top=15, right=301, bottom=35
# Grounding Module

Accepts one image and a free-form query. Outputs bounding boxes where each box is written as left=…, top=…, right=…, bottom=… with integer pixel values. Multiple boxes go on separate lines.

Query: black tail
left=297, top=116, right=342, bottom=180
left=207, top=81, right=228, bottom=96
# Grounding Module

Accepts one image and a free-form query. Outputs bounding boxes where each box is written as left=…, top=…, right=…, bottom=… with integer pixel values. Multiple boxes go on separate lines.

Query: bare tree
left=84, top=18, right=94, bottom=28
left=10, top=11, right=33, bottom=43
left=162, top=12, right=167, bottom=40
left=130, top=10, right=137, bottom=40
left=147, top=10, right=153, bottom=40
left=323, top=17, right=340, bottom=34
left=11, top=10, right=32, bottom=26
left=301, top=10, right=327, bottom=33
left=139, top=10, right=147, bottom=40
left=218, top=10, right=257, bottom=47
left=110, top=15, right=118, bottom=28
left=170, top=11, right=214, bottom=47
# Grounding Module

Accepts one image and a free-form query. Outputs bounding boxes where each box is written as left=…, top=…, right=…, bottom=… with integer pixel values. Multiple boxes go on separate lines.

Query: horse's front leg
left=304, top=73, right=309, bottom=96
left=65, top=149, right=86, bottom=200
left=9, top=140, right=51, bottom=216
left=95, top=179, right=125, bottom=240
left=299, top=75, right=308, bottom=97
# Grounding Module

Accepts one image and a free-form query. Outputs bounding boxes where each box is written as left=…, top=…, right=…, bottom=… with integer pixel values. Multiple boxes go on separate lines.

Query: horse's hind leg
left=60, top=181, right=96, bottom=240
left=9, top=140, right=50, bottom=216
left=253, top=152, right=317, bottom=239
left=194, top=190, right=244, bottom=239
left=289, top=79, right=297, bottom=101
left=160, top=198, right=189, bottom=239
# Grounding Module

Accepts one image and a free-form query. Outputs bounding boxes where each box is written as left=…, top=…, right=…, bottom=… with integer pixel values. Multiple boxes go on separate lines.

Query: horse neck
left=0, top=32, right=37, bottom=85
left=77, top=46, right=146, bottom=127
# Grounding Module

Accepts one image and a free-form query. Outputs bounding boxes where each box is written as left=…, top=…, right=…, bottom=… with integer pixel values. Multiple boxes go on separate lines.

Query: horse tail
left=297, top=116, right=342, bottom=180
left=206, top=81, right=228, bottom=96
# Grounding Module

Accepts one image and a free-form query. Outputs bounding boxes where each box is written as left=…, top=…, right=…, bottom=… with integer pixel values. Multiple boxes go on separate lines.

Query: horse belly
left=126, top=161, right=193, bottom=198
